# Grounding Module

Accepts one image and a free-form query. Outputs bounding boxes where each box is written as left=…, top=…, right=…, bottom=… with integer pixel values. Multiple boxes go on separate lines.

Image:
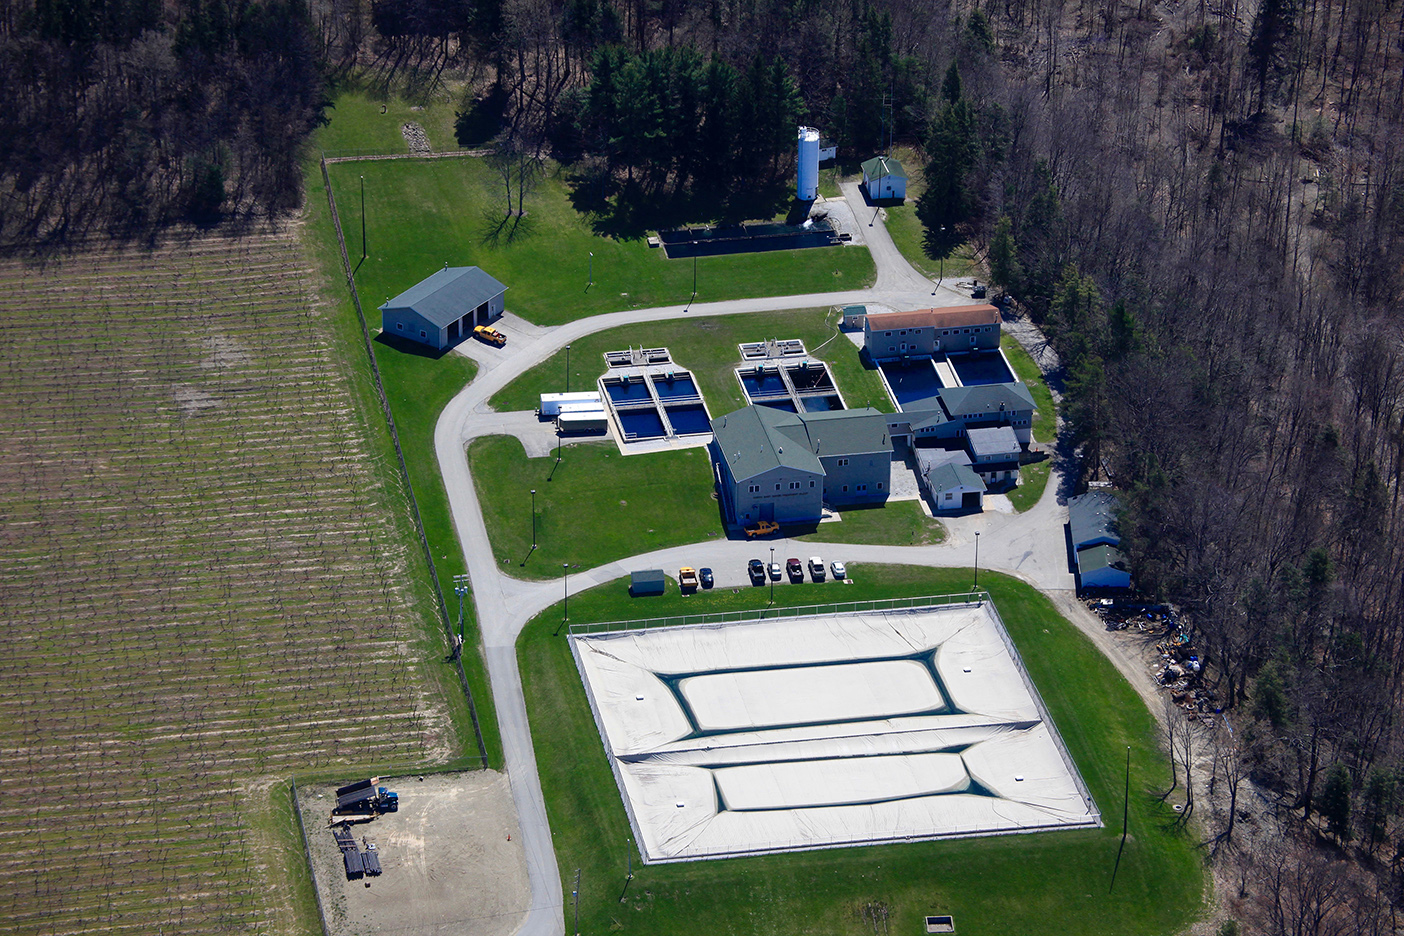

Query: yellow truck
left=744, top=520, right=779, bottom=538
left=473, top=325, right=506, bottom=346
left=679, top=567, right=699, bottom=590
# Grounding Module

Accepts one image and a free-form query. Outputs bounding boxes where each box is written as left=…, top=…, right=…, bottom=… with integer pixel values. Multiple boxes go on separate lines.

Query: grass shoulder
left=488, top=308, right=891, bottom=415
left=467, top=435, right=723, bottom=579
left=1008, top=460, right=1053, bottom=512
left=1002, top=335, right=1057, bottom=444
left=329, top=157, right=875, bottom=327
left=518, top=566, right=1202, bottom=936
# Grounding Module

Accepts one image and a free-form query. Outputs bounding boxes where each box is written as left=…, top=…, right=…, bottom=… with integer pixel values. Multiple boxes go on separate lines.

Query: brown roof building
left=863, top=305, right=1001, bottom=361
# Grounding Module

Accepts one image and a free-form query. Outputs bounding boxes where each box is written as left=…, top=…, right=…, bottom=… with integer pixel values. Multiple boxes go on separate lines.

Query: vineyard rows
left=0, top=230, right=453, bottom=936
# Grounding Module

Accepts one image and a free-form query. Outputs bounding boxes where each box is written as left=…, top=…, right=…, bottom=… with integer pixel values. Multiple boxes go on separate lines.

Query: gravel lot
left=298, top=771, right=529, bottom=936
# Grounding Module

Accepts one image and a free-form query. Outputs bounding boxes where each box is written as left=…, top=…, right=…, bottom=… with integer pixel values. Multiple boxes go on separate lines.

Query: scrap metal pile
left=1089, top=600, right=1222, bottom=725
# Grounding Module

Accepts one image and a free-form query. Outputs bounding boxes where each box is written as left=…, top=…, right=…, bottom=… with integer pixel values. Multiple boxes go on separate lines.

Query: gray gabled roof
left=938, top=382, right=1036, bottom=417
left=1069, top=490, right=1121, bottom=548
left=1077, top=543, right=1128, bottom=575
left=915, top=446, right=971, bottom=471
left=967, top=425, right=1022, bottom=460
left=801, top=409, right=890, bottom=457
left=380, top=266, right=507, bottom=328
left=711, top=405, right=890, bottom=483
left=861, top=155, right=907, bottom=180
left=907, top=406, right=950, bottom=431
left=925, top=461, right=986, bottom=494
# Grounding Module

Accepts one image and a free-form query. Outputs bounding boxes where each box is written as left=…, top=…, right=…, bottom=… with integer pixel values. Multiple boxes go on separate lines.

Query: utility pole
left=452, top=574, right=470, bottom=658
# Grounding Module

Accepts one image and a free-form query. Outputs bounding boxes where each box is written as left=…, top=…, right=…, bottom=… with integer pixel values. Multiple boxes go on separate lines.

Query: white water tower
left=797, top=126, right=820, bottom=201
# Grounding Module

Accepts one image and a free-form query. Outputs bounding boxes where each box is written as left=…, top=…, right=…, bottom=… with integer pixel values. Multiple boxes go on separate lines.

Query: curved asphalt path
left=434, top=204, right=1058, bottom=936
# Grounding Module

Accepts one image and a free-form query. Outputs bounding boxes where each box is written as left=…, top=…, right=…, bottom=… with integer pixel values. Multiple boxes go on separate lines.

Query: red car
left=786, top=558, right=804, bottom=583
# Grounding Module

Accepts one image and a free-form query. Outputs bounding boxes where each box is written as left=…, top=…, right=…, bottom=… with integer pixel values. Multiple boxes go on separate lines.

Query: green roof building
left=710, top=405, right=893, bottom=525
left=861, top=155, right=907, bottom=201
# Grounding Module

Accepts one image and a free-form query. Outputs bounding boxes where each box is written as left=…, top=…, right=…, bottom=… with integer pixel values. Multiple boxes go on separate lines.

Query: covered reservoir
left=570, top=599, right=1098, bottom=863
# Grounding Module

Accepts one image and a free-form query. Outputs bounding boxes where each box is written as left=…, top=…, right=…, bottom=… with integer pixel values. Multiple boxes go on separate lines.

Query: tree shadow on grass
left=478, top=208, right=538, bottom=248
left=565, top=172, right=799, bottom=239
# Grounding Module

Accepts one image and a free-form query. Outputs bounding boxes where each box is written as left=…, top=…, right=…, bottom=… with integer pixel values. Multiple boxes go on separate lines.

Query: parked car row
left=749, top=557, right=846, bottom=585
left=678, top=567, right=714, bottom=592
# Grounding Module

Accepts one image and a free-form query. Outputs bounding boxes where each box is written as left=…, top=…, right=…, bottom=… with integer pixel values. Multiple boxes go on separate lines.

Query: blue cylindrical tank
left=797, top=126, right=820, bottom=201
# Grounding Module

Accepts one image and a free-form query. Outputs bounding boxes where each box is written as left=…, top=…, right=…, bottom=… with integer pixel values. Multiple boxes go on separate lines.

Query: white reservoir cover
left=716, top=753, right=970, bottom=811
left=678, top=660, right=943, bottom=732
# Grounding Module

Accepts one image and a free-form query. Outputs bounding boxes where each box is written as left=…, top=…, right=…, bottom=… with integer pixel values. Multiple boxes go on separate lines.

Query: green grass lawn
left=330, top=157, right=875, bottom=327
left=795, top=499, right=946, bottom=545
left=467, top=436, right=723, bottom=578
left=1008, top=459, right=1053, bottom=512
left=488, top=308, right=891, bottom=415
left=318, top=87, right=464, bottom=157
left=518, top=566, right=1202, bottom=936
left=1002, top=335, right=1057, bottom=444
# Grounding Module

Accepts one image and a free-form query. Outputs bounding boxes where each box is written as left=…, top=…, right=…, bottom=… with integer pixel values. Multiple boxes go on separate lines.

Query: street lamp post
left=360, top=175, right=367, bottom=260
left=974, top=531, right=980, bottom=591
left=531, top=489, right=537, bottom=548
left=691, top=256, right=697, bottom=304
left=588, top=252, right=593, bottom=289
left=565, top=344, right=571, bottom=394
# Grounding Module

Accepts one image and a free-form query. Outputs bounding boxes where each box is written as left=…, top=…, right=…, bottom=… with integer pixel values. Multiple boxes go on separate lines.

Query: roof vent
left=778, top=446, right=783, bottom=453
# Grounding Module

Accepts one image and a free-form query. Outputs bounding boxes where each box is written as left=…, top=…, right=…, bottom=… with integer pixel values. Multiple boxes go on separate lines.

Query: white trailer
left=558, top=401, right=606, bottom=415
left=540, top=391, right=602, bottom=416
left=557, top=412, right=609, bottom=434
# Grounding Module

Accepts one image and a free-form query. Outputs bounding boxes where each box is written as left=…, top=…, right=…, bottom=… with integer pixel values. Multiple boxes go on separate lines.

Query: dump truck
left=473, top=325, right=507, bottom=346
left=744, top=520, right=779, bottom=538
left=334, top=778, right=399, bottom=815
left=679, top=567, right=698, bottom=590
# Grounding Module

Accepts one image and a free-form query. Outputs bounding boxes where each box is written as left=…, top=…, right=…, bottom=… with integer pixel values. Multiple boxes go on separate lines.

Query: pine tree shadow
left=565, top=171, right=798, bottom=239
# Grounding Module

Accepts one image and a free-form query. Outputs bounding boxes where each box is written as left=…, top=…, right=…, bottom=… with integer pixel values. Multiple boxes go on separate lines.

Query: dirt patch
left=298, top=771, right=529, bottom=936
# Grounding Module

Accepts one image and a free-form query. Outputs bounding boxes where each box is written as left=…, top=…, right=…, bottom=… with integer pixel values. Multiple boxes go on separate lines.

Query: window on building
left=789, top=481, right=800, bottom=490
left=857, top=484, right=867, bottom=492
left=884, top=331, right=892, bottom=337
left=396, top=322, right=404, bottom=331
left=776, top=483, right=782, bottom=491
left=420, top=330, right=427, bottom=338
left=810, top=481, right=815, bottom=487
left=837, top=458, right=849, bottom=467
left=842, top=485, right=848, bottom=493
left=877, top=482, right=884, bottom=490
left=946, top=492, right=954, bottom=500
left=749, top=484, right=760, bottom=493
